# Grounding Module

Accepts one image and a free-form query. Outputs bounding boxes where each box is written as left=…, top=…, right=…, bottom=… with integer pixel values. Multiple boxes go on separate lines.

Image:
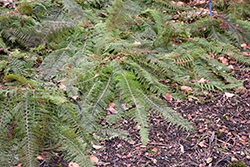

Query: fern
left=0, top=0, right=249, bottom=166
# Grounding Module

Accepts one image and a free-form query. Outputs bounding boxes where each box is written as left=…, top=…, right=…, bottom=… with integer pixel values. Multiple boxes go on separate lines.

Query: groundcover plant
left=0, top=0, right=249, bottom=166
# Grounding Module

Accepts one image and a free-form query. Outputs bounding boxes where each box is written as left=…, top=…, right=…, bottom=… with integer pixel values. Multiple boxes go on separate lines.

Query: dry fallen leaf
left=218, top=57, right=228, bottom=65
left=224, top=92, right=234, bottom=98
left=181, top=86, right=193, bottom=92
left=228, top=65, right=234, bottom=70
left=130, top=140, right=135, bottom=144
left=152, top=147, right=158, bottom=153
left=93, top=144, right=104, bottom=150
left=90, top=156, right=99, bottom=163
left=198, top=78, right=209, bottom=84
left=179, top=144, right=184, bottom=153
left=241, top=43, right=247, bottom=50
left=164, top=93, right=172, bottom=102
left=198, top=140, right=207, bottom=148
left=59, top=83, right=67, bottom=91
left=206, top=157, right=213, bottom=164
left=68, top=162, right=80, bottom=167
left=109, top=103, right=115, bottom=108
left=133, top=41, right=141, bottom=46
left=152, top=158, right=157, bottom=164
left=37, top=155, right=45, bottom=161
left=107, top=107, right=118, bottom=114
left=231, top=156, right=238, bottom=162
left=176, top=1, right=184, bottom=6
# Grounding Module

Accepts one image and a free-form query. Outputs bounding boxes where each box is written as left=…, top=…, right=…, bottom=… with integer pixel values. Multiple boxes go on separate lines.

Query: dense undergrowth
left=0, top=0, right=250, bottom=166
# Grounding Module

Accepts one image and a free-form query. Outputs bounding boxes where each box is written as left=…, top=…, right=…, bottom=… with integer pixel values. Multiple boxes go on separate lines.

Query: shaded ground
left=94, top=90, right=249, bottom=166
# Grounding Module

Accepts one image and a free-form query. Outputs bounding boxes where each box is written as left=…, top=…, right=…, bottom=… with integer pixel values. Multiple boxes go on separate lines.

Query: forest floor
left=44, top=57, right=250, bottom=167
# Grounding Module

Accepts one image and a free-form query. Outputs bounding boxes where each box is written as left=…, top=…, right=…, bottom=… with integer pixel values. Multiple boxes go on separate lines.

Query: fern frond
left=62, top=0, right=88, bottom=24
left=141, top=93, right=193, bottom=131
left=115, top=70, right=150, bottom=145
left=57, top=125, right=94, bottom=167
left=40, top=41, right=73, bottom=80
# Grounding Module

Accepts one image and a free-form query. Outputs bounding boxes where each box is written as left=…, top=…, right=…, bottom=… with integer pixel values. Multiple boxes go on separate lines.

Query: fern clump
left=0, top=0, right=249, bottom=166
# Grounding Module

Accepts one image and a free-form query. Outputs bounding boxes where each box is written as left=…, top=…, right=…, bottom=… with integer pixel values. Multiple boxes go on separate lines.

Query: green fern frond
left=62, top=0, right=88, bottom=24
left=57, top=126, right=94, bottom=167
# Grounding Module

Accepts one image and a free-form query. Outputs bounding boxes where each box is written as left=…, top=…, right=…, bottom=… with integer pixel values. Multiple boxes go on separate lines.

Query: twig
left=148, top=142, right=167, bottom=146
left=214, top=153, right=227, bottom=167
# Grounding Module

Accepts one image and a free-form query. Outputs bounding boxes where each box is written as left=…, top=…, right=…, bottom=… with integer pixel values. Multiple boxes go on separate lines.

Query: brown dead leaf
left=198, top=140, right=207, bottom=148
left=241, top=43, right=247, bottom=50
left=127, top=154, right=132, bottom=158
left=109, top=103, right=115, bottom=108
left=242, top=52, right=249, bottom=56
left=206, top=157, right=213, bottom=164
left=198, top=78, right=210, bottom=84
left=181, top=86, right=193, bottom=92
left=241, top=136, right=247, bottom=140
left=228, top=65, right=234, bottom=70
left=90, top=156, right=99, bottom=163
left=68, top=162, right=80, bottom=167
left=176, top=1, right=184, bottom=6
left=37, top=155, right=45, bottom=161
left=152, top=158, right=157, bottom=164
left=116, top=153, right=122, bottom=158
left=133, top=41, right=141, bottom=46
left=59, top=83, right=67, bottom=91
left=152, top=148, right=158, bottom=153
left=231, top=156, right=238, bottom=162
left=180, top=144, right=184, bottom=153
left=93, top=144, right=104, bottom=150
left=171, top=83, right=178, bottom=87
left=107, top=107, right=118, bottom=114
left=224, top=92, right=234, bottom=98
left=218, top=57, right=228, bottom=65
left=164, top=93, right=172, bottom=102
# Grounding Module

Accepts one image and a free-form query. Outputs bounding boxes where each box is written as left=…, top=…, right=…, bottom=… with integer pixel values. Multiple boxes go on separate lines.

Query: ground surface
left=43, top=63, right=250, bottom=167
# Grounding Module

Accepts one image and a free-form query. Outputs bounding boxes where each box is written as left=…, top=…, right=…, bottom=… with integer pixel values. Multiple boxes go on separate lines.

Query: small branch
left=214, top=153, right=227, bottom=167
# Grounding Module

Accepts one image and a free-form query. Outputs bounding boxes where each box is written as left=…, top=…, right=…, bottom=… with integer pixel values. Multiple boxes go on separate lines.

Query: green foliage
left=230, top=161, right=246, bottom=167
left=0, top=0, right=249, bottom=166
